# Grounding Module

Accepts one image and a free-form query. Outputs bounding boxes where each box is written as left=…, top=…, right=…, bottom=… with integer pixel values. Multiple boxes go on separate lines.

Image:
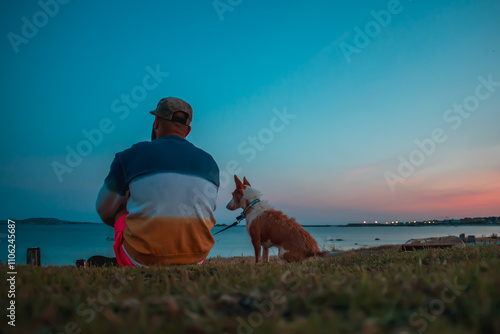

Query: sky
left=1, top=0, right=499, bottom=225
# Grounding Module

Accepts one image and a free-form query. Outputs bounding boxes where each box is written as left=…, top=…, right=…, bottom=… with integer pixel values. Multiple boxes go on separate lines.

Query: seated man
left=96, top=97, right=219, bottom=266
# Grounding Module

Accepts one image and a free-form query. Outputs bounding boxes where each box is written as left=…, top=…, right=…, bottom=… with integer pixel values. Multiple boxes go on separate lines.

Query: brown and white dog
left=226, top=175, right=325, bottom=263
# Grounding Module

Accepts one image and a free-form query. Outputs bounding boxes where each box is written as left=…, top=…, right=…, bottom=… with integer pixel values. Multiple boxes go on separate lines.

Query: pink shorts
left=113, top=214, right=135, bottom=267
left=113, top=214, right=205, bottom=266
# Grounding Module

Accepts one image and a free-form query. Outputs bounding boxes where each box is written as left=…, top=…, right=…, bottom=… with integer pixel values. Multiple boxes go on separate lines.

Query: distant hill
left=0, top=218, right=97, bottom=224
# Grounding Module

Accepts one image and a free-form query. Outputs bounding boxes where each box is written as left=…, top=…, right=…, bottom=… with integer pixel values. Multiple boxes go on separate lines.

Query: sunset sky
left=1, top=0, right=499, bottom=224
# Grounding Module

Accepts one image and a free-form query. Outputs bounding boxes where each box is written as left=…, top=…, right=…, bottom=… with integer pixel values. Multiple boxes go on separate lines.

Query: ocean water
left=1, top=222, right=499, bottom=266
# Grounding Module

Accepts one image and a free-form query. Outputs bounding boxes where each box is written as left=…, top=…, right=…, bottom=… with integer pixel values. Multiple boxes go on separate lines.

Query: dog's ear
left=243, top=177, right=251, bottom=187
left=234, top=175, right=244, bottom=192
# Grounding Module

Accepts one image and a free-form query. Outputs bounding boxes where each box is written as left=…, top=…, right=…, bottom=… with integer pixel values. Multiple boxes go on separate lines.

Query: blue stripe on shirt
left=104, top=136, right=219, bottom=195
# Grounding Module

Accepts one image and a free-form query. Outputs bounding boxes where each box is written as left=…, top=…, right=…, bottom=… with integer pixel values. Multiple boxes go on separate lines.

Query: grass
left=2, top=245, right=500, bottom=334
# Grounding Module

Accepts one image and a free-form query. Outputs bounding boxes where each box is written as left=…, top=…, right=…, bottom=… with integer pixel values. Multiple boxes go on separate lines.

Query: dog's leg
left=251, top=237, right=261, bottom=263
left=262, top=247, right=269, bottom=264
left=277, top=247, right=285, bottom=262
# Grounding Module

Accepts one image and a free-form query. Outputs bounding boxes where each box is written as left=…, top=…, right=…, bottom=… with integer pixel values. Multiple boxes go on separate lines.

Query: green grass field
left=2, top=245, right=499, bottom=334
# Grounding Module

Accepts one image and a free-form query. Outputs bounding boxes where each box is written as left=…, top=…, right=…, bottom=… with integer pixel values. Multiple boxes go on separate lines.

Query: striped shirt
left=96, top=135, right=219, bottom=265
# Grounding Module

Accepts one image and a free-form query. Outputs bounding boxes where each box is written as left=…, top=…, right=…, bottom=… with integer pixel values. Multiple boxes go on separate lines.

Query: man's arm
left=96, top=154, right=128, bottom=227
left=96, top=186, right=127, bottom=227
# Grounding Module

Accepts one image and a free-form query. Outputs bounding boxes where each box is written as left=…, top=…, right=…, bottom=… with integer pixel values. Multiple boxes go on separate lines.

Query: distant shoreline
left=2, top=216, right=499, bottom=227
left=342, top=223, right=500, bottom=227
left=0, top=218, right=97, bottom=225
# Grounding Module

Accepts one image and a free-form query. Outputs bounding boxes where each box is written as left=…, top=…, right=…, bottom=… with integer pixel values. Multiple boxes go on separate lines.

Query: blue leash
left=213, top=199, right=260, bottom=236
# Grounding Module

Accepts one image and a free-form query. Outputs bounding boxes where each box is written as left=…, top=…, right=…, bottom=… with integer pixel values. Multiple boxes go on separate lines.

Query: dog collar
left=238, top=199, right=261, bottom=220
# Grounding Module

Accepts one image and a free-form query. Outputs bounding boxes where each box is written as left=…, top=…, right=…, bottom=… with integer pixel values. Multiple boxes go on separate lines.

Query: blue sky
left=1, top=0, right=499, bottom=224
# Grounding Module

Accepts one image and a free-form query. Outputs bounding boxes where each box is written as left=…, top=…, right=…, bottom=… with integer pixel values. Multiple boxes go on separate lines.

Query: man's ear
left=185, top=125, right=192, bottom=137
left=154, top=117, right=160, bottom=130
left=151, top=124, right=157, bottom=140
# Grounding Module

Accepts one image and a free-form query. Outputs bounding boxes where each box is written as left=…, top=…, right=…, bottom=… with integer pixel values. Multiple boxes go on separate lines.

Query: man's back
left=98, top=135, right=219, bottom=265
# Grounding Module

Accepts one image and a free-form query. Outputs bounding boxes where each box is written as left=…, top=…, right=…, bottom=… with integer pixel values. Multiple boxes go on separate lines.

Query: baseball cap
left=150, top=97, right=193, bottom=125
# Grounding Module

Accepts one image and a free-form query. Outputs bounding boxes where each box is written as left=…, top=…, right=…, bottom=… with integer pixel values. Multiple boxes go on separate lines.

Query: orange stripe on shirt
left=122, top=216, right=215, bottom=265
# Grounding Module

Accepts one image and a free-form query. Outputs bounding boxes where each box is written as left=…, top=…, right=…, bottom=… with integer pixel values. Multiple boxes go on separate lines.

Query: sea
left=1, top=222, right=499, bottom=266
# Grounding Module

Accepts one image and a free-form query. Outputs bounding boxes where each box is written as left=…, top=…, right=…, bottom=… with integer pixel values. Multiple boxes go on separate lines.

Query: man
left=96, top=97, right=220, bottom=266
